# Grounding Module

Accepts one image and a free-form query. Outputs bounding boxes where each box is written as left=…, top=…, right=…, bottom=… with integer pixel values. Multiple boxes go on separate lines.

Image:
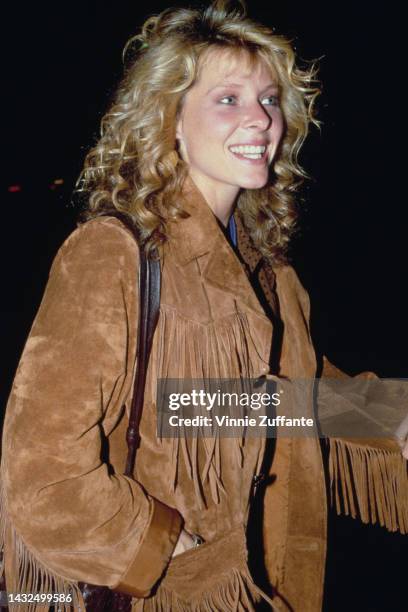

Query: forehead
left=196, top=47, right=278, bottom=89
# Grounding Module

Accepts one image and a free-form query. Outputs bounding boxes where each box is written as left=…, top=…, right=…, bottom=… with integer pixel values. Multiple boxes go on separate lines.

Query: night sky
left=3, top=2, right=407, bottom=610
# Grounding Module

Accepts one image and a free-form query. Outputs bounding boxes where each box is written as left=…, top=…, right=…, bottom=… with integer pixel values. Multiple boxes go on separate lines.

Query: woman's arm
left=319, top=356, right=408, bottom=533
left=1, top=218, right=182, bottom=597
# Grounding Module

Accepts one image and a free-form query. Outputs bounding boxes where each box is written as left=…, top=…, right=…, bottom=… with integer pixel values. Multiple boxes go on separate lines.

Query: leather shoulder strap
left=125, top=242, right=160, bottom=476
left=98, top=212, right=161, bottom=476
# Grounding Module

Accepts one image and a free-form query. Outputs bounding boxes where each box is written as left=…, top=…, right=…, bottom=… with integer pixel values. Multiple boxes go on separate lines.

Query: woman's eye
left=261, top=95, right=279, bottom=107
left=219, top=95, right=237, bottom=105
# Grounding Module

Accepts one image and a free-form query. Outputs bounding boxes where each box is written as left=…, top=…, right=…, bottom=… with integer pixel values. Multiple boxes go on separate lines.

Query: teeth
left=229, top=145, right=266, bottom=155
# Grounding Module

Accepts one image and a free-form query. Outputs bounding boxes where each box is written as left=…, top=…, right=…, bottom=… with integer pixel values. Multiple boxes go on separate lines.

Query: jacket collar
left=167, top=177, right=221, bottom=266
left=167, top=177, right=272, bottom=320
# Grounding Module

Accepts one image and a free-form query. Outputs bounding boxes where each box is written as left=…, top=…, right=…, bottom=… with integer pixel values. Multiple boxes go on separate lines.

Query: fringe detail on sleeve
left=0, top=478, right=84, bottom=612
left=328, top=437, right=408, bottom=533
left=139, top=565, right=276, bottom=612
left=155, top=307, right=268, bottom=509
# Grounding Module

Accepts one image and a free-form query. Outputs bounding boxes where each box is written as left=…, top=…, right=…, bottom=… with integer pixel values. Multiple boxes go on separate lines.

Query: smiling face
left=176, top=47, right=285, bottom=206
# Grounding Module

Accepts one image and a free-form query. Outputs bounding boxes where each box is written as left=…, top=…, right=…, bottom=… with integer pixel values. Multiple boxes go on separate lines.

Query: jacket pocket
left=144, top=523, right=274, bottom=611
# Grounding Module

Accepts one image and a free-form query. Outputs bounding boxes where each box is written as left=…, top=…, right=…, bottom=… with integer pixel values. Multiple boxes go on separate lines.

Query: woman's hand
left=395, top=413, right=408, bottom=459
left=172, top=529, right=198, bottom=557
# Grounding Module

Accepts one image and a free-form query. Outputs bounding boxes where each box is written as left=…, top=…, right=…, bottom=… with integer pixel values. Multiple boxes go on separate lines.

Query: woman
left=1, top=1, right=406, bottom=611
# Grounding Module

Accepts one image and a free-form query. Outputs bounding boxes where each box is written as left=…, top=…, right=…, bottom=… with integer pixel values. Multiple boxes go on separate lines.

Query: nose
left=242, top=102, right=272, bottom=131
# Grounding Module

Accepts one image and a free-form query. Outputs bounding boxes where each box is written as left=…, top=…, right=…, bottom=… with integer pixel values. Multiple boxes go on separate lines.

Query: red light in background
left=50, top=178, right=64, bottom=190
left=7, top=179, right=65, bottom=192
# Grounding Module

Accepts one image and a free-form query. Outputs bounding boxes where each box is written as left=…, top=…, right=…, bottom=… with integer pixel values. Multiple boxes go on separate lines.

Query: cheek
left=198, top=107, right=236, bottom=139
left=272, top=112, right=284, bottom=141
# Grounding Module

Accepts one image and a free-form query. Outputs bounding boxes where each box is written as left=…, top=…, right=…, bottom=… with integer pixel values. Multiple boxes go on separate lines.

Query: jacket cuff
left=111, top=498, right=183, bottom=598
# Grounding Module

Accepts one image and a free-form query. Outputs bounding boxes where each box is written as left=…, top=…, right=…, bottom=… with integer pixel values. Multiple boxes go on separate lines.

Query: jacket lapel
left=168, top=178, right=272, bottom=322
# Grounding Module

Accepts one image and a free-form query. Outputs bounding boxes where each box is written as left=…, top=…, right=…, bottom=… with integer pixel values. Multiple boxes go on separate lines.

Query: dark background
left=3, top=1, right=406, bottom=610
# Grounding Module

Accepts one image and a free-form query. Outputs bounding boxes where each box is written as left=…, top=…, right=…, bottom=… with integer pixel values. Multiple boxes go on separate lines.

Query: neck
left=188, top=173, right=240, bottom=227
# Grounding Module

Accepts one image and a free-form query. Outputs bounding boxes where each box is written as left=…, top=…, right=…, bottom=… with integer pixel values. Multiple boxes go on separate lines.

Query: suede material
left=1, top=219, right=182, bottom=592
left=115, top=499, right=183, bottom=597
left=234, top=221, right=327, bottom=611
left=3, top=179, right=400, bottom=610
left=268, top=267, right=327, bottom=612
left=0, top=181, right=274, bottom=605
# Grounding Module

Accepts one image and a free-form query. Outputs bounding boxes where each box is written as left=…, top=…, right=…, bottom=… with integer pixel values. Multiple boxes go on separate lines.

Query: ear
left=175, top=114, right=188, bottom=162
left=175, top=114, right=183, bottom=141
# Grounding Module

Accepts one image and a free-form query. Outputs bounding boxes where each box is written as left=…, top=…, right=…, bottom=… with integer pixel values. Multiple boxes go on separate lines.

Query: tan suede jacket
left=1, top=180, right=406, bottom=612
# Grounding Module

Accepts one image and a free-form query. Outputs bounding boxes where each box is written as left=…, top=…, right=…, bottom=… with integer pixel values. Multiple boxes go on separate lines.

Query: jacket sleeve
left=320, top=358, right=408, bottom=534
left=1, top=218, right=182, bottom=596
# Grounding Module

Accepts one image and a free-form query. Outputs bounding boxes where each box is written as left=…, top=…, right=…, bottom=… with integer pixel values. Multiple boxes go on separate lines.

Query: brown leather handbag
left=78, top=213, right=161, bottom=612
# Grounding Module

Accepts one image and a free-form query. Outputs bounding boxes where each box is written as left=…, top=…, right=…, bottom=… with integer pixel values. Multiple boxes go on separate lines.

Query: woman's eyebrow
left=205, top=81, right=244, bottom=94
left=260, top=83, right=280, bottom=94
left=206, top=81, right=279, bottom=95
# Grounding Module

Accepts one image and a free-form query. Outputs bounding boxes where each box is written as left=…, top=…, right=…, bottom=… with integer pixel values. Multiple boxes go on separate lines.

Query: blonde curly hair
left=76, top=0, right=320, bottom=263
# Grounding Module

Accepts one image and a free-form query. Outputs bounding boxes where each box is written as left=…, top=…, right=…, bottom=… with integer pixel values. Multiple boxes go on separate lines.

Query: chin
left=238, top=175, right=269, bottom=190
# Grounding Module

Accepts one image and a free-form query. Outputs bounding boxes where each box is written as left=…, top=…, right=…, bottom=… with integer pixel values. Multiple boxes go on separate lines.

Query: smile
left=228, top=144, right=267, bottom=161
